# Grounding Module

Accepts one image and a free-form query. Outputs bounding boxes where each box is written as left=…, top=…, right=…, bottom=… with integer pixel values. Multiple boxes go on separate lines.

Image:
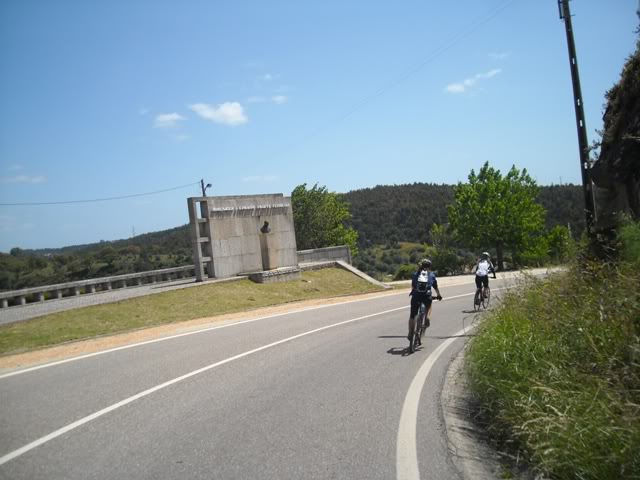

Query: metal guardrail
left=0, top=265, right=196, bottom=308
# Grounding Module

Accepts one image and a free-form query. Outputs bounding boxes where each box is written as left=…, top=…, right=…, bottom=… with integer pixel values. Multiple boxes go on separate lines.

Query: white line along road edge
left=395, top=288, right=513, bottom=480
left=396, top=326, right=473, bottom=480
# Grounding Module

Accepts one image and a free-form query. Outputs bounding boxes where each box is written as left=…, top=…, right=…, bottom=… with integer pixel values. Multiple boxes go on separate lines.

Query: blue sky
left=0, top=0, right=637, bottom=251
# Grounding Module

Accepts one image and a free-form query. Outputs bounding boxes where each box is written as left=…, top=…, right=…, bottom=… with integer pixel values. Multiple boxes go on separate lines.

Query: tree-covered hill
left=343, top=183, right=585, bottom=247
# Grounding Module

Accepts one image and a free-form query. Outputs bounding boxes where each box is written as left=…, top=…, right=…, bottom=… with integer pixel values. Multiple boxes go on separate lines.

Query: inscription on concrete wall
left=209, top=204, right=290, bottom=218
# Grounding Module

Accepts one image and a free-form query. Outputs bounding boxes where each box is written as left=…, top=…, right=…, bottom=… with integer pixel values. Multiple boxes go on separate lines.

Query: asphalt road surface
left=0, top=276, right=518, bottom=480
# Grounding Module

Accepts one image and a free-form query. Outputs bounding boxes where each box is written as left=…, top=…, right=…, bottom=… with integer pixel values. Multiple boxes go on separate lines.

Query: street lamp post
left=200, top=179, right=212, bottom=197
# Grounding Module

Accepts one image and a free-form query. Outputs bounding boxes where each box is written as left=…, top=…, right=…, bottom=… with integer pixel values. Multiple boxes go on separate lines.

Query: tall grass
left=466, top=223, right=640, bottom=479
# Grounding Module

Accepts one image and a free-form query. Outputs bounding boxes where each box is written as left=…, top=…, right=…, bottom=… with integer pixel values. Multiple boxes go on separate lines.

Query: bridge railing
left=0, top=265, right=196, bottom=308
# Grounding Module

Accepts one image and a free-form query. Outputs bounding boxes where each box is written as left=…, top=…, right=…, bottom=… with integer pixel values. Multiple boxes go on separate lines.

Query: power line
left=0, top=181, right=200, bottom=206
left=266, top=0, right=519, bottom=161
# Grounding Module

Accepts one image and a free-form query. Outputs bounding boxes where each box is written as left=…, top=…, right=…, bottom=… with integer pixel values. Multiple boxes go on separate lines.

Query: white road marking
left=396, top=325, right=468, bottom=480
left=0, top=286, right=509, bottom=466
left=394, top=287, right=512, bottom=480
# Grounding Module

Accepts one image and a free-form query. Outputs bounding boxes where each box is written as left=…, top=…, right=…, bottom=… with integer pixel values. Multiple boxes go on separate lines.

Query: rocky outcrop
left=592, top=41, right=640, bottom=230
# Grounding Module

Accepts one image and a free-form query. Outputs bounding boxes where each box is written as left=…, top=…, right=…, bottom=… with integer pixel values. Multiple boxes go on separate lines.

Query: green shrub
left=432, top=247, right=466, bottom=276
left=546, top=225, right=576, bottom=263
left=620, top=220, right=640, bottom=264
left=514, top=236, right=550, bottom=267
left=394, top=264, right=416, bottom=281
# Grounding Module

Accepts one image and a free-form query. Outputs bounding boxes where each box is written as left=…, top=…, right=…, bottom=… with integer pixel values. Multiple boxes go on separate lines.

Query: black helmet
left=420, top=258, right=432, bottom=269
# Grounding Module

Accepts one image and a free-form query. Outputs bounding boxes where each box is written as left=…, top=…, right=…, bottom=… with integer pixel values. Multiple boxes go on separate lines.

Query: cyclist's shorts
left=410, top=295, right=432, bottom=318
left=475, top=275, right=489, bottom=289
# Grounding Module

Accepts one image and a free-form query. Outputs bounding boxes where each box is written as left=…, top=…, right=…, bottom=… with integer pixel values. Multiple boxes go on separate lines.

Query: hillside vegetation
left=466, top=222, right=640, bottom=479
left=0, top=184, right=583, bottom=291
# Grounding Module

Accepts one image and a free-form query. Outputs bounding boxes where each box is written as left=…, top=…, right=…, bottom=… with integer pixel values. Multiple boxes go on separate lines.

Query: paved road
left=0, top=276, right=520, bottom=480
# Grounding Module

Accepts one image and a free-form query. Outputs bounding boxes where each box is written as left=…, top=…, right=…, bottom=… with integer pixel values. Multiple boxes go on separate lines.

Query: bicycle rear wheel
left=482, top=286, right=491, bottom=309
left=418, top=305, right=426, bottom=340
left=409, top=331, right=417, bottom=353
left=473, top=290, right=481, bottom=311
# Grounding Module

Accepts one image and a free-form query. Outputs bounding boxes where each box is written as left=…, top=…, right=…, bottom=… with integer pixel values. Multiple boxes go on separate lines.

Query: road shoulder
left=441, top=347, right=504, bottom=480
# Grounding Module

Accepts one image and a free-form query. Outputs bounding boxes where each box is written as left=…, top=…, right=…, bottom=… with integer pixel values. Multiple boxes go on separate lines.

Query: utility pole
left=558, top=0, right=596, bottom=237
left=200, top=179, right=212, bottom=197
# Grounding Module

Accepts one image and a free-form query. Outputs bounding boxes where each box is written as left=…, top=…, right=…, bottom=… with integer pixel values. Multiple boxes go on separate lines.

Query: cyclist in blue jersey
left=408, top=259, right=443, bottom=342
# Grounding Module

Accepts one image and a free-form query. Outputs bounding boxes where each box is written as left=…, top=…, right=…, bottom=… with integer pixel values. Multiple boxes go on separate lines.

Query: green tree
left=448, top=162, right=545, bottom=270
left=292, top=183, right=358, bottom=255
left=546, top=225, right=575, bottom=263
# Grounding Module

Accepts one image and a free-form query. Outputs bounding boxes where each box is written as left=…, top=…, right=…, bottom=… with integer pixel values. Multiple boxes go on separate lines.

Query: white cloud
left=247, top=96, right=267, bottom=104
left=0, top=175, right=47, bottom=184
left=445, top=68, right=502, bottom=94
left=272, top=95, right=288, bottom=105
left=445, top=83, right=466, bottom=93
left=139, top=107, right=149, bottom=116
left=7, top=164, right=23, bottom=172
left=242, top=175, right=278, bottom=182
left=489, top=52, right=509, bottom=60
left=153, top=112, right=185, bottom=128
left=260, top=73, right=274, bottom=81
left=189, top=102, right=248, bottom=126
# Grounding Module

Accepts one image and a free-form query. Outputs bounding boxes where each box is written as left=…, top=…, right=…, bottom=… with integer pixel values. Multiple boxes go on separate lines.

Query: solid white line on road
left=395, top=287, right=512, bottom=480
left=396, top=325, right=469, bottom=480
left=0, top=288, right=495, bottom=466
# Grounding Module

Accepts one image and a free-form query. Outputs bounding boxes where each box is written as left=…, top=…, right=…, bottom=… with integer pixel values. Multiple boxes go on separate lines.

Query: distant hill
left=30, top=224, right=191, bottom=257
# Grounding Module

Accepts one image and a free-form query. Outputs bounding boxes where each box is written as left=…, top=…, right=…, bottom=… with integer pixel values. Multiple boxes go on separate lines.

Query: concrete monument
left=187, top=194, right=299, bottom=281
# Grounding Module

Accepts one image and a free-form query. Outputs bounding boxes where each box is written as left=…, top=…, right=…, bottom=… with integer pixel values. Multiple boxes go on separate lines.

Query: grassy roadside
left=465, top=223, right=640, bottom=479
left=0, top=268, right=383, bottom=356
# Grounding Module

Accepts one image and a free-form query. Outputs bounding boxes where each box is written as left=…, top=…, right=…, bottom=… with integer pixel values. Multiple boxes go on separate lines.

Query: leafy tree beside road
left=291, top=183, right=358, bottom=255
left=448, top=162, right=545, bottom=270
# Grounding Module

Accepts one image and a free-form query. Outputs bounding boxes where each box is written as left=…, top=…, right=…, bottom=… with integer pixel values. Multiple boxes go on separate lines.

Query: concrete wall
left=189, top=194, right=299, bottom=279
left=297, top=245, right=351, bottom=265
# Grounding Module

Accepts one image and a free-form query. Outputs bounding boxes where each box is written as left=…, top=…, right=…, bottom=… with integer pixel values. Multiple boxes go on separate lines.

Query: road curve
left=0, top=276, right=519, bottom=479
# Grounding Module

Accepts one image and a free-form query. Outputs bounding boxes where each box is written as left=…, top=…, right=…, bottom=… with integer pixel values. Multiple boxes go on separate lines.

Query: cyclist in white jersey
left=474, top=252, right=496, bottom=298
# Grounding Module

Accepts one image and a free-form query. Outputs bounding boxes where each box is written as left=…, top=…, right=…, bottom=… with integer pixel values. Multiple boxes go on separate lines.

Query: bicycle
left=409, top=303, right=427, bottom=354
left=473, top=285, right=491, bottom=311
left=409, top=297, right=441, bottom=353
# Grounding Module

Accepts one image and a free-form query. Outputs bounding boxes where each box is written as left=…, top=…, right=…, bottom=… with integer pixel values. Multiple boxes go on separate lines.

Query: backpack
left=416, top=270, right=432, bottom=295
